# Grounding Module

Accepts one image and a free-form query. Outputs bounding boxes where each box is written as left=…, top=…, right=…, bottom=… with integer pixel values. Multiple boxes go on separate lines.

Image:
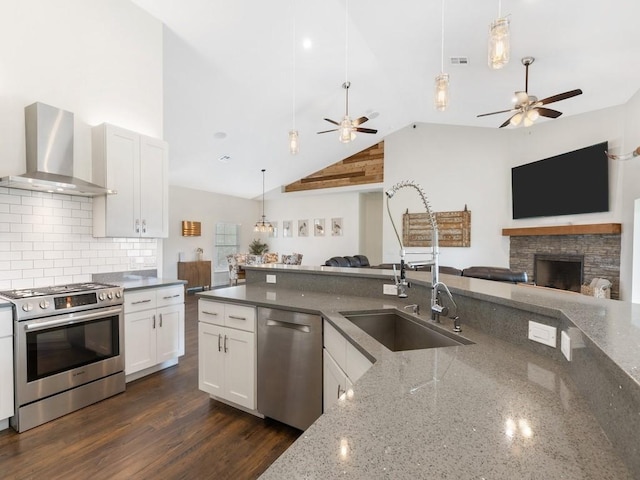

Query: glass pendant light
left=488, top=0, right=510, bottom=69
left=434, top=0, right=449, bottom=111
left=254, top=169, right=273, bottom=233
left=288, top=129, right=299, bottom=154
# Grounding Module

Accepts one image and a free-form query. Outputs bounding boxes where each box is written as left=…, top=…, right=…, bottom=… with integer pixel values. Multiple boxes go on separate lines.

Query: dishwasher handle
left=265, top=318, right=311, bottom=333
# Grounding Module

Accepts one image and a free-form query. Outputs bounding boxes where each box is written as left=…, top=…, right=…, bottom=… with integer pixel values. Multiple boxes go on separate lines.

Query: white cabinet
left=198, top=299, right=256, bottom=411
left=323, top=319, right=372, bottom=412
left=124, top=285, right=184, bottom=378
left=0, top=308, right=13, bottom=426
left=92, top=123, right=168, bottom=238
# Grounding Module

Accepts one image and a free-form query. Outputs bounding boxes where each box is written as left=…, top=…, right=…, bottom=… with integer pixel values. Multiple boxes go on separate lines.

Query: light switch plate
left=266, top=274, right=276, bottom=284
left=383, top=284, right=398, bottom=295
left=561, top=330, right=571, bottom=361
left=528, top=321, right=557, bottom=348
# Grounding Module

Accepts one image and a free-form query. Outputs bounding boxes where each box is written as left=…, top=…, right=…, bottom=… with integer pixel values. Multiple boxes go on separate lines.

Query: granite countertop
left=198, top=284, right=635, bottom=478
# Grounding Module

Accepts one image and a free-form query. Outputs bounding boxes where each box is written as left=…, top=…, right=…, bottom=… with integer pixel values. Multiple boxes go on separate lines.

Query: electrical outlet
left=561, top=330, right=571, bottom=361
left=266, top=274, right=276, bottom=284
left=383, top=284, right=398, bottom=295
left=528, top=321, right=557, bottom=348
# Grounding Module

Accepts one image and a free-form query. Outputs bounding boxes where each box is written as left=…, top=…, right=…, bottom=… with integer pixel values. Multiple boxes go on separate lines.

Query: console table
left=177, top=261, right=211, bottom=292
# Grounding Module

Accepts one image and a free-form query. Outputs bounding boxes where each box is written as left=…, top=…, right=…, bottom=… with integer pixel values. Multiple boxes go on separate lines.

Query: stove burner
left=0, top=282, right=119, bottom=300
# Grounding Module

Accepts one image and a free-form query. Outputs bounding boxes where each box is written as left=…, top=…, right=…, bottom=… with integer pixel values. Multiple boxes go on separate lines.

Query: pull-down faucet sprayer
left=386, top=180, right=461, bottom=332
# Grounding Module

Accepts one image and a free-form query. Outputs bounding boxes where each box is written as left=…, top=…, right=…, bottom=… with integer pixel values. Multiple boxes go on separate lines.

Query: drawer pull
left=228, top=315, right=247, bottom=321
left=162, top=294, right=181, bottom=299
left=202, top=311, right=219, bottom=316
left=131, top=299, right=152, bottom=305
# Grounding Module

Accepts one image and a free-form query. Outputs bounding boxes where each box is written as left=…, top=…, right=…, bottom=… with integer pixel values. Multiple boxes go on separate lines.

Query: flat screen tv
left=511, top=141, right=609, bottom=219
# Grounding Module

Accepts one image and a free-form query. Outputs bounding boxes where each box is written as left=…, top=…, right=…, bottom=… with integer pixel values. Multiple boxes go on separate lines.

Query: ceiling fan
left=317, top=81, right=377, bottom=143
left=477, top=56, right=583, bottom=128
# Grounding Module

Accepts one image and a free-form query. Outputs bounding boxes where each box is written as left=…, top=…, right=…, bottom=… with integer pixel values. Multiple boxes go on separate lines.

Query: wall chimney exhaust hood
left=0, top=102, right=115, bottom=197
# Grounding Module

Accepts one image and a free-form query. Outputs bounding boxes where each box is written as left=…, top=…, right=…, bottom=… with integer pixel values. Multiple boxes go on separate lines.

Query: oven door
left=15, top=306, right=124, bottom=407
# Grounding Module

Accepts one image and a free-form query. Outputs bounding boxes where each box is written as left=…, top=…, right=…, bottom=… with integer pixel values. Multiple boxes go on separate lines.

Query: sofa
left=324, top=255, right=370, bottom=268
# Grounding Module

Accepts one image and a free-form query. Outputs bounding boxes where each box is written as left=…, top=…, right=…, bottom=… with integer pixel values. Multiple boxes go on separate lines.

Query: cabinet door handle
left=135, top=219, right=140, bottom=233
left=159, top=313, right=163, bottom=327
left=228, top=315, right=246, bottom=321
left=338, top=385, right=346, bottom=399
left=142, top=219, right=147, bottom=233
left=152, top=314, right=156, bottom=329
left=224, top=335, right=228, bottom=353
left=132, top=299, right=152, bottom=305
left=163, top=294, right=181, bottom=299
left=202, top=311, right=218, bottom=316
left=217, top=333, right=222, bottom=352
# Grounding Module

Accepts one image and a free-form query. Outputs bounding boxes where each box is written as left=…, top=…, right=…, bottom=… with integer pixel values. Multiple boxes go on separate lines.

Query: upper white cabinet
left=92, top=124, right=168, bottom=238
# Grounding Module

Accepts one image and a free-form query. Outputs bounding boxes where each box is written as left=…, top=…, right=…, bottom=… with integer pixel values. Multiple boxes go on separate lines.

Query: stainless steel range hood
left=0, top=102, right=114, bottom=196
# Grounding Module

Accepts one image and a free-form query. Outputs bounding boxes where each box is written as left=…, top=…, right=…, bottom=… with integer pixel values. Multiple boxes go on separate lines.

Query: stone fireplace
left=504, top=224, right=621, bottom=299
left=534, top=254, right=584, bottom=293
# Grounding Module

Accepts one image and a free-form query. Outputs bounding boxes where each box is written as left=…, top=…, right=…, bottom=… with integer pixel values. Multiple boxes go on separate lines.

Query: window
left=215, top=223, right=240, bottom=271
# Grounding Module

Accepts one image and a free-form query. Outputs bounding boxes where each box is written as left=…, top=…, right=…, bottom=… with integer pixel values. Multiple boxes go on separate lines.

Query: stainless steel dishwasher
left=257, top=307, right=322, bottom=431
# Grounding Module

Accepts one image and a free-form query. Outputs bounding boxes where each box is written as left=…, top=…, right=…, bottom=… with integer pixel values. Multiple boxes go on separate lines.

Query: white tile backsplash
left=0, top=187, right=158, bottom=290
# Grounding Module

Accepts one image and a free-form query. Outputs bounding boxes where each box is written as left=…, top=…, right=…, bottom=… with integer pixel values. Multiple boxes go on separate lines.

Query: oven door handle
left=23, top=307, right=123, bottom=331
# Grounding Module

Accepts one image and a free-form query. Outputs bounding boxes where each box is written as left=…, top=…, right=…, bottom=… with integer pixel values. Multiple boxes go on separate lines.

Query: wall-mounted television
left=511, top=141, right=609, bottom=219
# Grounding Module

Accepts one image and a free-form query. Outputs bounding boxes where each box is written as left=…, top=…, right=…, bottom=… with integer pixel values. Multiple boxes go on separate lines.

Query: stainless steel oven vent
left=0, top=102, right=114, bottom=196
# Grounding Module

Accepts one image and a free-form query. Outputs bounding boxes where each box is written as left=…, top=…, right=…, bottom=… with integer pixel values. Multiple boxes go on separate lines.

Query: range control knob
left=39, top=300, right=50, bottom=309
left=115, top=291, right=122, bottom=298
left=107, top=292, right=113, bottom=300
left=98, top=292, right=106, bottom=301
left=22, top=303, right=33, bottom=312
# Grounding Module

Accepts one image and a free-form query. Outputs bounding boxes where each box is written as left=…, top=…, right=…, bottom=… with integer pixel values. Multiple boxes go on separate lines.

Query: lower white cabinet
left=124, top=285, right=185, bottom=378
left=198, top=300, right=256, bottom=411
left=323, top=319, right=372, bottom=412
left=0, top=308, right=13, bottom=425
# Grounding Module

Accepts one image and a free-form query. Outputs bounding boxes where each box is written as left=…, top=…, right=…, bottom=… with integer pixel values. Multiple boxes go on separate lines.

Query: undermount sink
left=341, top=310, right=474, bottom=352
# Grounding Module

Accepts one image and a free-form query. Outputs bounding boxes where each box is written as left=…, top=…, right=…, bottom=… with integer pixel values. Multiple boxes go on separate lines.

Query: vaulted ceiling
left=131, top=0, right=640, bottom=199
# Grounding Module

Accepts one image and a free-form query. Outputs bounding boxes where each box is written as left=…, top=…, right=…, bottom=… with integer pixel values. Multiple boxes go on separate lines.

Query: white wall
left=163, top=185, right=259, bottom=285
left=383, top=123, right=510, bottom=269
left=0, top=0, right=164, bottom=288
left=621, top=89, right=640, bottom=302
left=265, top=190, right=362, bottom=266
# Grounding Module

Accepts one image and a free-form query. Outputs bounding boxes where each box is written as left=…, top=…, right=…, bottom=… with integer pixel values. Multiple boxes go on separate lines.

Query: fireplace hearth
left=534, top=254, right=584, bottom=293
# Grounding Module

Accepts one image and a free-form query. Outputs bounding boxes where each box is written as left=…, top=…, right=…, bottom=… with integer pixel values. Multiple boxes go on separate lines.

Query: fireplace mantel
left=502, top=223, right=621, bottom=237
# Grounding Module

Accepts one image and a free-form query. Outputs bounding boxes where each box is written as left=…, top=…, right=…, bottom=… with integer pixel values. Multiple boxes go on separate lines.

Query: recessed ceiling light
left=302, top=38, right=312, bottom=49
left=213, top=131, right=227, bottom=140
left=218, top=155, right=231, bottom=163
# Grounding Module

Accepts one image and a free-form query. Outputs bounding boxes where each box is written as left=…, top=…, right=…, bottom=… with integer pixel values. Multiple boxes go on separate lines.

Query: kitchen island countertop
left=198, top=278, right=636, bottom=479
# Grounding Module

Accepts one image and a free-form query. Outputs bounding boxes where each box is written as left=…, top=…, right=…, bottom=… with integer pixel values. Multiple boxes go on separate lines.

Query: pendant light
left=434, top=0, right=449, bottom=111
left=488, top=0, right=510, bottom=69
left=254, top=169, right=273, bottom=233
left=288, top=0, right=299, bottom=155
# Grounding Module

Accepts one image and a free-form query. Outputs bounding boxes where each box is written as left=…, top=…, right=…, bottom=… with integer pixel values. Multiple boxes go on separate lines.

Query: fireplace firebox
left=534, top=254, right=584, bottom=293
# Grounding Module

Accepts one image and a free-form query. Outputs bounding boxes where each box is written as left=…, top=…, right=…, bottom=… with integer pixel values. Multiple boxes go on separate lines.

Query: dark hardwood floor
left=0, top=292, right=301, bottom=480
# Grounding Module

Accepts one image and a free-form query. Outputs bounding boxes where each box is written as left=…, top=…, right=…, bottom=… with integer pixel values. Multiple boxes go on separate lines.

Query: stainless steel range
left=0, top=282, right=125, bottom=432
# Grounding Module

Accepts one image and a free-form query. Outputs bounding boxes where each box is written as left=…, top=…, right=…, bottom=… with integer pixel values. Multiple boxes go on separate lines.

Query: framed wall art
left=298, top=219, right=309, bottom=237
left=331, top=217, right=343, bottom=236
left=282, top=220, right=293, bottom=237
left=314, top=218, right=325, bottom=236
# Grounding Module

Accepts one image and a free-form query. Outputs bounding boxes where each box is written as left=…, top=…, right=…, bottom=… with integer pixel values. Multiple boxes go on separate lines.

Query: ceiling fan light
left=339, top=116, right=355, bottom=143
left=288, top=129, right=299, bottom=155
left=526, top=109, right=539, bottom=122
left=510, top=112, right=523, bottom=126
left=434, top=73, right=450, bottom=111
left=488, top=17, right=510, bottom=70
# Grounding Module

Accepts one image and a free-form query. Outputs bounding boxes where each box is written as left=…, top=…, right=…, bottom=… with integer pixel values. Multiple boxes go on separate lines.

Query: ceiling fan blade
left=354, top=127, right=377, bottom=134
left=317, top=128, right=338, bottom=134
left=324, top=118, right=340, bottom=126
left=536, top=107, right=563, bottom=119
left=477, top=108, right=516, bottom=118
left=499, top=115, right=517, bottom=128
left=539, top=89, right=583, bottom=105
left=352, top=116, right=369, bottom=126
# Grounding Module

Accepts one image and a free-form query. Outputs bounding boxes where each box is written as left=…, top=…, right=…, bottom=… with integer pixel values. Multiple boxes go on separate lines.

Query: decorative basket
left=580, top=284, right=611, bottom=299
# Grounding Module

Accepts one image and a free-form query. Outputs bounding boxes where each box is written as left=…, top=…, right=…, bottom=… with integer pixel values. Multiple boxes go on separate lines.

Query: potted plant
left=248, top=239, right=269, bottom=255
